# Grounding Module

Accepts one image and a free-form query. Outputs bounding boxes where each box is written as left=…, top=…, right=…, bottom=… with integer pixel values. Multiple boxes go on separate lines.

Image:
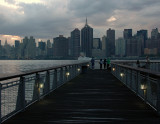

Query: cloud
left=0, top=0, right=160, bottom=44
left=107, top=16, right=117, bottom=22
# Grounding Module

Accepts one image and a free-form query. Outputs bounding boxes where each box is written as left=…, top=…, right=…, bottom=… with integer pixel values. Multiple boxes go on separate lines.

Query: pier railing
left=112, top=60, right=160, bottom=72
left=111, top=62, right=160, bottom=115
left=0, top=61, right=89, bottom=123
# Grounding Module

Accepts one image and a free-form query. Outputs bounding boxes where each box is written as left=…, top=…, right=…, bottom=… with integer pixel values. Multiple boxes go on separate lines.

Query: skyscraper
left=22, top=36, right=36, bottom=59
left=47, top=40, right=52, bottom=48
left=38, top=41, right=46, bottom=51
left=0, top=40, right=1, bottom=46
left=81, top=18, right=93, bottom=57
left=106, top=28, right=115, bottom=57
left=151, top=28, right=159, bottom=39
left=123, top=29, right=132, bottom=39
left=53, top=35, right=68, bottom=57
left=15, top=40, right=20, bottom=48
left=115, top=38, right=125, bottom=57
left=71, top=28, right=80, bottom=58
left=137, top=30, right=148, bottom=48
left=93, top=38, right=101, bottom=49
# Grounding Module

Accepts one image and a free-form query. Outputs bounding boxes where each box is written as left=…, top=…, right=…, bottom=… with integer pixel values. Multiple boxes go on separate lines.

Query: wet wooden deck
left=3, top=69, right=160, bottom=124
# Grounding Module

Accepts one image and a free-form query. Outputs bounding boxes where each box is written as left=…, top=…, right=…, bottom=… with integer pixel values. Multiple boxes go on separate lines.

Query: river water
left=0, top=60, right=88, bottom=77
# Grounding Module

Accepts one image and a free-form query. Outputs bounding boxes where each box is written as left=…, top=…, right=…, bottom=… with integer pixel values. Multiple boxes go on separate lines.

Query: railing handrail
left=0, top=61, right=89, bottom=81
left=111, top=62, right=160, bottom=78
left=111, top=60, right=160, bottom=63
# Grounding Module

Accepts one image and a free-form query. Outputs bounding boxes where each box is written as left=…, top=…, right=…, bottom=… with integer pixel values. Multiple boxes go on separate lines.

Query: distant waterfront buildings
left=93, top=38, right=101, bottom=49
left=123, top=29, right=132, bottom=39
left=115, top=38, right=125, bottom=57
left=1, top=25, right=160, bottom=59
left=106, top=28, right=115, bottom=57
left=71, top=28, right=80, bottom=58
left=53, top=35, right=69, bottom=58
left=81, top=18, right=93, bottom=57
left=137, top=30, right=148, bottom=48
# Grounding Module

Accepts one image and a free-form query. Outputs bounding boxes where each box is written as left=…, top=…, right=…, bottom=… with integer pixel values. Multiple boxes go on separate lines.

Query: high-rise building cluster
left=0, top=19, right=160, bottom=59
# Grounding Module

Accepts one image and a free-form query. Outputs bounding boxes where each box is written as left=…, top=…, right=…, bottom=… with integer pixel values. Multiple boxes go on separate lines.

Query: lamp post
left=140, top=78, right=147, bottom=100
left=112, top=67, right=116, bottom=72
left=66, top=72, right=70, bottom=80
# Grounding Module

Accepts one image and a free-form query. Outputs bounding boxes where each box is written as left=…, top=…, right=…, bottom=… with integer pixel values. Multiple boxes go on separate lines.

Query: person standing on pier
left=107, top=58, right=110, bottom=70
left=146, top=56, right=150, bottom=69
left=99, top=59, right=103, bottom=70
left=90, top=57, right=95, bottom=69
left=136, top=59, right=140, bottom=67
left=103, top=58, right=107, bottom=69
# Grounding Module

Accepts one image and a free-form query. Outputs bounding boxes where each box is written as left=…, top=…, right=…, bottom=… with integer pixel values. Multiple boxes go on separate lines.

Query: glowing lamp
left=40, top=83, right=44, bottom=89
left=66, top=72, right=70, bottom=76
left=77, top=68, right=81, bottom=72
left=140, top=84, right=147, bottom=90
left=140, top=78, right=147, bottom=90
left=120, top=73, right=124, bottom=77
left=112, top=67, right=115, bottom=71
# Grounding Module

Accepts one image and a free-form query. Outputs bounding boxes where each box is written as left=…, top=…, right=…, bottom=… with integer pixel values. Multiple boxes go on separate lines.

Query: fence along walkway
left=3, top=69, right=160, bottom=124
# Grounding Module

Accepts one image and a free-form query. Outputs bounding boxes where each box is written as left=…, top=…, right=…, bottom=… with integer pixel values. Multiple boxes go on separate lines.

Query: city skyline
left=0, top=0, right=160, bottom=44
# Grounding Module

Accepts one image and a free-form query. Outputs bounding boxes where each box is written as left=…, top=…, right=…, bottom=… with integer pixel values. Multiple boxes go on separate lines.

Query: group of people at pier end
left=90, top=57, right=110, bottom=70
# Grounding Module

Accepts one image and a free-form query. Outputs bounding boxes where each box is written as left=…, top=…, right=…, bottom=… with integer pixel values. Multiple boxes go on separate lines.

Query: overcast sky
left=0, top=0, right=160, bottom=45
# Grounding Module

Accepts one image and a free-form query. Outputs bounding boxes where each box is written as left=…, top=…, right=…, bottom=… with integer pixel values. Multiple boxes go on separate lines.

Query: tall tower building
left=151, top=28, right=159, bottom=39
left=106, top=28, right=115, bottom=57
left=53, top=35, right=68, bottom=57
left=123, top=29, right=132, bottom=39
left=47, top=40, right=52, bottom=48
left=93, top=38, right=101, bottom=49
left=71, top=28, right=80, bottom=58
left=81, top=18, right=93, bottom=57
left=137, top=30, right=148, bottom=48
left=15, top=40, right=20, bottom=48
left=102, top=35, right=106, bottom=50
left=22, top=36, right=36, bottom=59
left=0, top=40, right=1, bottom=46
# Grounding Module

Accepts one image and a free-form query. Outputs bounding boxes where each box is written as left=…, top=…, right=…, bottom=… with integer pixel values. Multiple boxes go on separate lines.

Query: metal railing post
left=136, top=71, right=140, bottom=94
left=33, top=73, right=40, bottom=101
left=54, top=69, right=57, bottom=89
left=0, top=83, right=2, bottom=123
left=16, top=76, right=25, bottom=111
left=60, top=67, right=63, bottom=85
left=157, top=78, right=160, bottom=116
left=44, top=71, right=50, bottom=94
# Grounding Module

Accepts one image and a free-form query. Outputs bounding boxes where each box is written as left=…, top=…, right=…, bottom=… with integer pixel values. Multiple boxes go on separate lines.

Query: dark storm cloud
left=0, top=0, right=160, bottom=40
left=0, top=2, right=74, bottom=39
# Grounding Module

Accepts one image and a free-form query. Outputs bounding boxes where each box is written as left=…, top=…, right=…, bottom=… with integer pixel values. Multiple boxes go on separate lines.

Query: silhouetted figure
left=136, top=60, right=140, bottom=67
left=146, top=56, right=150, bottom=69
left=103, top=59, right=107, bottom=69
left=90, top=57, right=95, bottom=69
left=107, top=58, right=110, bottom=70
left=99, top=59, right=103, bottom=70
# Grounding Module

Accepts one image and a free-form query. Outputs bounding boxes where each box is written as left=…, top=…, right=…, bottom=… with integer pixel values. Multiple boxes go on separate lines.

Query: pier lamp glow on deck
left=66, top=72, right=70, bottom=76
left=140, top=78, right=147, bottom=90
left=120, top=73, right=124, bottom=77
left=87, top=64, right=90, bottom=67
left=77, top=68, right=81, bottom=72
left=120, top=70, right=124, bottom=77
left=112, top=67, right=116, bottom=71
left=140, top=84, right=147, bottom=90
left=40, top=83, right=44, bottom=89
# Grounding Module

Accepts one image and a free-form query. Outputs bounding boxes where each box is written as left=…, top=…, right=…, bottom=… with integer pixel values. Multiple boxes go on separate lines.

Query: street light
left=66, top=72, right=70, bottom=76
left=77, top=68, right=81, bottom=72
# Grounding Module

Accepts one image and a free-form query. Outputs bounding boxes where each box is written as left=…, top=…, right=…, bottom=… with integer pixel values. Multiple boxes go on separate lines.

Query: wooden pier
left=3, top=69, right=160, bottom=124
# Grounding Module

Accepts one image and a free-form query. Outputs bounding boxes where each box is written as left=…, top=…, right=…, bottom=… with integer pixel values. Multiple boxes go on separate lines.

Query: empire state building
left=81, top=18, right=93, bottom=57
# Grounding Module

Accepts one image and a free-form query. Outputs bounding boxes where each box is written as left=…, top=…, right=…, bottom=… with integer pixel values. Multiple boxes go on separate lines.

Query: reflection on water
left=0, top=60, right=87, bottom=76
